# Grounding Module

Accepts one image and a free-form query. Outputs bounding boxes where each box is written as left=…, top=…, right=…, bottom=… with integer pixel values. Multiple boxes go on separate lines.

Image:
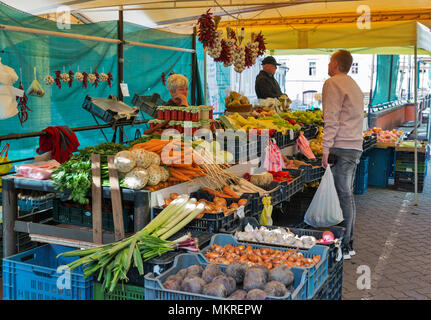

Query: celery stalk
left=154, top=200, right=197, bottom=237
left=159, top=203, right=205, bottom=240
left=142, top=195, right=190, bottom=235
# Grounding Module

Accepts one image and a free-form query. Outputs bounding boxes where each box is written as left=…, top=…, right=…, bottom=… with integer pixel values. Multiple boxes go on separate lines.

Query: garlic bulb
left=234, top=223, right=317, bottom=248
left=44, top=75, right=54, bottom=85
left=75, top=72, right=84, bottom=81
left=99, top=72, right=108, bottom=82
left=60, top=73, right=70, bottom=82
left=87, top=73, right=96, bottom=83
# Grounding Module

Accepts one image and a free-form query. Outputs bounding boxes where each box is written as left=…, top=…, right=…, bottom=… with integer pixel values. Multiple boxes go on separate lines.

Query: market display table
left=1, top=175, right=150, bottom=257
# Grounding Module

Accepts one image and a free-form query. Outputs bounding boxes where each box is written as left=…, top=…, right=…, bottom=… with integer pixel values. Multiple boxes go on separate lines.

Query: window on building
left=351, top=62, right=359, bottom=74
left=308, top=61, right=316, bottom=76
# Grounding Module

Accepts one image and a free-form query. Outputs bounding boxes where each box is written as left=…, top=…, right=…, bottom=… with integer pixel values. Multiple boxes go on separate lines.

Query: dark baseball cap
left=262, top=56, right=281, bottom=66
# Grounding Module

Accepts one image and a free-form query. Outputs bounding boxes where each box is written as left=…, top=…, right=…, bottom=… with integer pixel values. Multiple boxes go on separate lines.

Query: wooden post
left=107, top=156, right=125, bottom=240
left=3, top=177, right=17, bottom=257
left=91, top=154, right=103, bottom=244
left=191, top=26, right=197, bottom=105
left=118, top=8, right=124, bottom=103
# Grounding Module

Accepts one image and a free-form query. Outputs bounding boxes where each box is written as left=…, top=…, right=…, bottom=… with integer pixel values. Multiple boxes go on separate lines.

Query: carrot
left=223, top=186, right=240, bottom=198
left=202, top=187, right=227, bottom=198
left=170, top=169, right=192, bottom=182
left=170, top=163, right=194, bottom=168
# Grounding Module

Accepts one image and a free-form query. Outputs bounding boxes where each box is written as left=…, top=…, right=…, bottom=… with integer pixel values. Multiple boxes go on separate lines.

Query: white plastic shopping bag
left=304, top=166, right=344, bottom=227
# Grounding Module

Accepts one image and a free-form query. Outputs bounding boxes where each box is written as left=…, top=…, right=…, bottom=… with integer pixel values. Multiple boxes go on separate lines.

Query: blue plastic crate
left=356, top=156, right=369, bottom=177
left=367, top=148, right=395, bottom=187
left=2, top=244, right=93, bottom=300
left=354, top=172, right=368, bottom=195
left=312, top=258, right=343, bottom=300
left=201, top=234, right=329, bottom=299
left=144, top=253, right=308, bottom=300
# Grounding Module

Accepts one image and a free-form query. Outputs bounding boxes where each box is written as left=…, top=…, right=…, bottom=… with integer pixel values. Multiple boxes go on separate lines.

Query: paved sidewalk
left=343, top=164, right=431, bottom=300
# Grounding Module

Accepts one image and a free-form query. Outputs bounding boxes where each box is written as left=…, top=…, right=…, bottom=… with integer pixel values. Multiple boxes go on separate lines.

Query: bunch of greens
left=51, top=160, right=92, bottom=204
left=52, top=142, right=128, bottom=204
left=71, top=142, right=127, bottom=163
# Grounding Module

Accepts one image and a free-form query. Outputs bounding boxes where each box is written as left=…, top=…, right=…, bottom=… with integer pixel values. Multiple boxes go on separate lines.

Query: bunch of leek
left=58, top=195, right=205, bottom=292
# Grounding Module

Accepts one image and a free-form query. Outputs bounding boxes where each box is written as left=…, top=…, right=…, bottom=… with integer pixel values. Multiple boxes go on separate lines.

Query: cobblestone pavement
left=342, top=162, right=431, bottom=300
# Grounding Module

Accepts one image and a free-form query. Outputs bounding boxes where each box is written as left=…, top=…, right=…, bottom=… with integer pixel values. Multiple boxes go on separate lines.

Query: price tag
left=237, top=206, right=245, bottom=219
left=289, top=129, right=294, bottom=140
left=120, top=83, right=130, bottom=97
left=406, top=168, right=413, bottom=172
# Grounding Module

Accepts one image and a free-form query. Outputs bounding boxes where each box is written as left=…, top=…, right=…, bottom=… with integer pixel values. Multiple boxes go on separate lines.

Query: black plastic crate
left=223, top=137, right=248, bottom=162
left=191, top=189, right=255, bottom=218
left=52, top=199, right=135, bottom=233
left=82, top=95, right=139, bottom=125
left=274, top=131, right=286, bottom=149
left=276, top=188, right=317, bottom=227
left=247, top=140, right=259, bottom=161
left=280, top=169, right=304, bottom=202
left=131, top=93, right=165, bottom=118
left=297, top=164, right=324, bottom=183
left=256, top=181, right=283, bottom=212
left=152, top=191, right=240, bottom=233
left=393, top=181, right=424, bottom=193
left=303, top=124, right=319, bottom=140
left=394, top=171, right=425, bottom=184
left=362, top=134, right=377, bottom=153
left=312, top=258, right=343, bottom=300
left=395, top=150, right=428, bottom=163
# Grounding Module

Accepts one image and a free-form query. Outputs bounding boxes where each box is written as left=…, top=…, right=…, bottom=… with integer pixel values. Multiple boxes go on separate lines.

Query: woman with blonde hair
left=166, top=73, right=189, bottom=106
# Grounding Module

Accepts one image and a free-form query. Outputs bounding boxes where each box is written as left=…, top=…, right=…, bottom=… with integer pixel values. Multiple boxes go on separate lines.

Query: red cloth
left=37, top=126, right=80, bottom=163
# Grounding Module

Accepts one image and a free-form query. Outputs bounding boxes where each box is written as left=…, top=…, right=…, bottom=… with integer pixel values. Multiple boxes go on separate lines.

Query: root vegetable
left=163, top=279, right=181, bottom=291
left=166, top=274, right=183, bottom=287
left=246, top=289, right=267, bottom=300
left=202, top=263, right=223, bottom=283
left=114, top=151, right=136, bottom=173
left=181, top=276, right=206, bottom=294
left=268, top=265, right=294, bottom=287
left=202, top=281, right=227, bottom=298
left=177, top=269, right=188, bottom=279
left=226, top=263, right=248, bottom=284
left=212, top=275, right=236, bottom=295
left=264, top=281, right=288, bottom=297
left=253, top=264, right=270, bottom=282
left=243, top=267, right=266, bottom=291
left=186, top=265, right=204, bottom=278
left=228, top=289, right=247, bottom=300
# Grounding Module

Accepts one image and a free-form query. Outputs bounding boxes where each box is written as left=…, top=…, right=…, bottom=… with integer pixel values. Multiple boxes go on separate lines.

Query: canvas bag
left=304, top=166, right=344, bottom=227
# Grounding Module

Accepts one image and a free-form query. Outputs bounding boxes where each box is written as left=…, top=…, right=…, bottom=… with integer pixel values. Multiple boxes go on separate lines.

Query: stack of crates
left=354, top=156, right=369, bottom=194
left=394, top=143, right=429, bottom=193
left=367, top=147, right=395, bottom=188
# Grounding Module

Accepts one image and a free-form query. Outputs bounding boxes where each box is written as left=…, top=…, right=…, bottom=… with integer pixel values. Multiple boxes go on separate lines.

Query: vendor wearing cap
left=255, top=56, right=283, bottom=99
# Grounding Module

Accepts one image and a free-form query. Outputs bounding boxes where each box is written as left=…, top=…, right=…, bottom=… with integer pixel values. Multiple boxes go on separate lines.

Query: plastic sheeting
left=371, top=55, right=400, bottom=105
left=0, top=3, right=203, bottom=164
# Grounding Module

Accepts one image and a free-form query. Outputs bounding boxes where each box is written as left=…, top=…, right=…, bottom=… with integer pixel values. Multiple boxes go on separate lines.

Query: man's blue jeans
left=329, top=148, right=362, bottom=250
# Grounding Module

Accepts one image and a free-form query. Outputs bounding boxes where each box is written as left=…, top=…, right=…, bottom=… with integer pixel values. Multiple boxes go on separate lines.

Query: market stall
left=0, top=0, right=430, bottom=302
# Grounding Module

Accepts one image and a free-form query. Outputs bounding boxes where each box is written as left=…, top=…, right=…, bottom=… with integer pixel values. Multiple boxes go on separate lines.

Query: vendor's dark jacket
left=255, top=70, right=282, bottom=99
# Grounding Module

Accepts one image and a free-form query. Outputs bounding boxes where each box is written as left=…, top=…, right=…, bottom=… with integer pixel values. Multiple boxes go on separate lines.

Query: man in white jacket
left=321, top=50, right=364, bottom=260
